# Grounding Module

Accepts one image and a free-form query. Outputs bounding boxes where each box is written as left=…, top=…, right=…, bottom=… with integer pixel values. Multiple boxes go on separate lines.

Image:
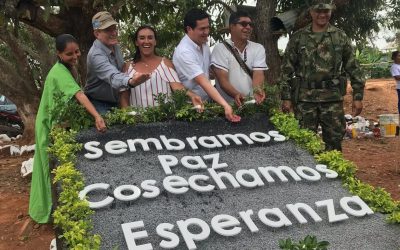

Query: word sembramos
left=83, top=131, right=286, bottom=160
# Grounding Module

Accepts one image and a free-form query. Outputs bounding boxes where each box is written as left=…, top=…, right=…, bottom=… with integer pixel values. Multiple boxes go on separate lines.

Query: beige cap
left=92, top=11, right=118, bottom=30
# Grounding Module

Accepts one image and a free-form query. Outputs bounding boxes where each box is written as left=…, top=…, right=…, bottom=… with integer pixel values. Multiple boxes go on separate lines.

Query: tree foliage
left=276, top=0, right=387, bottom=48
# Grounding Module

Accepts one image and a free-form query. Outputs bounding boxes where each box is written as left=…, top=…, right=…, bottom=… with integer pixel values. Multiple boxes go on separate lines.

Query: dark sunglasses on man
left=234, top=21, right=254, bottom=28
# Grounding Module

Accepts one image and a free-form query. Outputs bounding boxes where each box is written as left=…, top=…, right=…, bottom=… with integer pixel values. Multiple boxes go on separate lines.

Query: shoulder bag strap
left=222, top=41, right=253, bottom=78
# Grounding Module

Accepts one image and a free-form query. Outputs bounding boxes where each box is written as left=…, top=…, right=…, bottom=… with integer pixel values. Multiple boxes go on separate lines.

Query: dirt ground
left=0, top=79, right=399, bottom=250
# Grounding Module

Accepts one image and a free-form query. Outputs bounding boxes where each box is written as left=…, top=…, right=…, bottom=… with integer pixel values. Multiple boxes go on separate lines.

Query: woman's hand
left=224, top=105, right=241, bottom=123
left=95, top=116, right=107, bottom=133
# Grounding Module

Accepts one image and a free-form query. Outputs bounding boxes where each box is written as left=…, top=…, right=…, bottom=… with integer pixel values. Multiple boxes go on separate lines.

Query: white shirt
left=211, top=39, right=268, bottom=103
left=173, top=35, right=211, bottom=100
left=390, top=63, right=400, bottom=89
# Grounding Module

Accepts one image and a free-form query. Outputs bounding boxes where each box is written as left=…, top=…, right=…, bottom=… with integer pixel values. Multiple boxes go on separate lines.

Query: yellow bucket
left=378, top=114, right=399, bottom=137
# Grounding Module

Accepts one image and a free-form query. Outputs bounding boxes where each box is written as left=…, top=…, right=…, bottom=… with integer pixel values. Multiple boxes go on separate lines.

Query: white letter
left=203, top=153, right=228, bottom=169
left=296, top=166, right=321, bottom=181
left=186, top=136, right=198, bottom=150
left=158, top=155, right=178, bottom=175
left=286, top=203, right=322, bottom=224
left=258, top=208, right=292, bottom=228
left=84, top=141, right=103, bottom=159
left=181, top=156, right=207, bottom=170
left=114, top=185, right=141, bottom=201
left=340, top=196, right=374, bottom=217
left=315, top=199, right=349, bottom=223
left=208, top=168, right=241, bottom=190
left=249, top=132, right=270, bottom=143
left=258, top=166, right=301, bottom=183
left=156, top=223, right=179, bottom=249
left=211, top=214, right=242, bottom=236
left=121, top=221, right=152, bottom=250
left=160, top=135, right=185, bottom=151
left=177, top=218, right=210, bottom=250
left=239, top=210, right=259, bottom=233
left=141, top=180, right=160, bottom=199
left=127, top=138, right=163, bottom=152
left=216, top=133, right=254, bottom=146
left=79, top=183, right=114, bottom=209
left=268, top=131, right=286, bottom=142
left=198, top=136, right=223, bottom=149
left=235, top=169, right=264, bottom=188
left=105, top=140, right=127, bottom=155
left=163, top=176, right=189, bottom=194
left=188, top=175, right=215, bottom=192
left=315, top=164, right=338, bottom=179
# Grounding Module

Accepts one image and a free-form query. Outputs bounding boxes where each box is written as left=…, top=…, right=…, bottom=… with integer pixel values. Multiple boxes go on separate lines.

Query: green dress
left=29, top=62, right=81, bottom=223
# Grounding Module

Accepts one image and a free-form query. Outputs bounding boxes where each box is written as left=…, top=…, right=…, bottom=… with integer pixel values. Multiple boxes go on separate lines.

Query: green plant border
left=48, top=86, right=398, bottom=249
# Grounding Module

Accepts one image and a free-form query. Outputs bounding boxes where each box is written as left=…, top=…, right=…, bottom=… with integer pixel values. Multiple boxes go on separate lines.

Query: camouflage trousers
left=294, top=101, right=345, bottom=151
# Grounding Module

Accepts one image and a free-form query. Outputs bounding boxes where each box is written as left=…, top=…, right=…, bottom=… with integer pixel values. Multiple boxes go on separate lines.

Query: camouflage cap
left=310, top=0, right=336, bottom=10
left=92, top=11, right=118, bottom=30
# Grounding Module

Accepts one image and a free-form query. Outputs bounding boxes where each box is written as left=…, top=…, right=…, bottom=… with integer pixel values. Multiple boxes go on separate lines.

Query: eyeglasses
left=234, top=21, right=254, bottom=28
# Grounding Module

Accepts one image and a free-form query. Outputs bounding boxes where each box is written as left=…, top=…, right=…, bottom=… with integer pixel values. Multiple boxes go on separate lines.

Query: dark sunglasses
left=234, top=21, right=254, bottom=28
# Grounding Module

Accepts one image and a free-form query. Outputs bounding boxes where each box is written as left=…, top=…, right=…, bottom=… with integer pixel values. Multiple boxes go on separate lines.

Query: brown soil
left=0, top=79, right=399, bottom=249
left=343, top=79, right=400, bottom=201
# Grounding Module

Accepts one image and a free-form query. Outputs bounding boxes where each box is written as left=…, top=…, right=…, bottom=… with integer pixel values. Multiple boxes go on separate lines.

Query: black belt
left=300, top=80, right=333, bottom=89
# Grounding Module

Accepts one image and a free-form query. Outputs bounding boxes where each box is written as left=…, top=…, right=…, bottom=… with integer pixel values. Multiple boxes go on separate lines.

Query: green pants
left=295, top=101, right=346, bottom=151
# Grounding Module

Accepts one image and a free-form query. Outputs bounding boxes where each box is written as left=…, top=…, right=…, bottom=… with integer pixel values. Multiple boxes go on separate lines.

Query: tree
left=0, top=24, right=52, bottom=141
left=254, top=0, right=280, bottom=84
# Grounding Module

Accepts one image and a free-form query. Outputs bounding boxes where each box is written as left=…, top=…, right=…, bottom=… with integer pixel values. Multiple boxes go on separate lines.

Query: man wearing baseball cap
left=280, top=0, right=365, bottom=151
left=85, top=11, right=150, bottom=114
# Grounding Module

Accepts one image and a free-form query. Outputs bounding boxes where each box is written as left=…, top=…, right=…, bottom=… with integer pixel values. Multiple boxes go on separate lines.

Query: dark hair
left=183, top=8, right=210, bottom=33
left=229, top=10, right=251, bottom=25
left=55, top=34, right=78, bottom=52
left=392, top=51, right=399, bottom=61
left=132, top=25, right=158, bottom=63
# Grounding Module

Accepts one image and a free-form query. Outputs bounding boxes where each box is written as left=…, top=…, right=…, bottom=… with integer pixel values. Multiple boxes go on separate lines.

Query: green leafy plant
left=52, top=162, right=101, bottom=249
left=279, top=235, right=329, bottom=250
left=269, top=110, right=324, bottom=154
left=48, top=128, right=82, bottom=164
left=50, top=90, right=93, bottom=131
left=49, top=127, right=101, bottom=249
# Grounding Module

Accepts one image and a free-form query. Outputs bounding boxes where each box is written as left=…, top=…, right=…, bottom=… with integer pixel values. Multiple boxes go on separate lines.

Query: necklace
left=142, top=61, right=149, bottom=67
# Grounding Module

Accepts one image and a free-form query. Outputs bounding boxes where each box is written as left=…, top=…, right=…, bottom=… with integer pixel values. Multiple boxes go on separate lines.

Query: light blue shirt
left=85, top=39, right=131, bottom=103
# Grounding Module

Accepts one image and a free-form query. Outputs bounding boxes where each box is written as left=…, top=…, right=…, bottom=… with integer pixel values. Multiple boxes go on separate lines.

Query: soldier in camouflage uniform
left=280, top=0, right=365, bottom=151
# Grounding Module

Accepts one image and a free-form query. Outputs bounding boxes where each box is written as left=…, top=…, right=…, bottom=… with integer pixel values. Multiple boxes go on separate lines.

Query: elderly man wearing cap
left=85, top=11, right=150, bottom=114
left=280, top=0, right=365, bottom=151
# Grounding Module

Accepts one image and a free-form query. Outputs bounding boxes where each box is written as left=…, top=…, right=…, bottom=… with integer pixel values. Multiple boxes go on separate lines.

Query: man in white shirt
left=390, top=50, right=400, bottom=114
left=211, top=10, right=267, bottom=106
left=173, top=8, right=240, bottom=122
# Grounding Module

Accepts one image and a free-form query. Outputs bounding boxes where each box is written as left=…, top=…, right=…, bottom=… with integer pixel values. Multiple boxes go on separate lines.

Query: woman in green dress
left=29, top=34, right=106, bottom=223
